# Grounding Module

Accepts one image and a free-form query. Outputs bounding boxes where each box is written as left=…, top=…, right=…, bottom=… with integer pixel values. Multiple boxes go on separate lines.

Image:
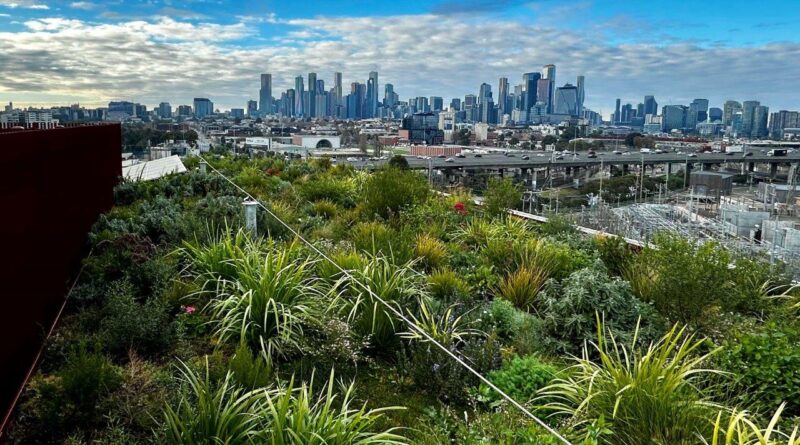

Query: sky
left=1, top=0, right=800, bottom=117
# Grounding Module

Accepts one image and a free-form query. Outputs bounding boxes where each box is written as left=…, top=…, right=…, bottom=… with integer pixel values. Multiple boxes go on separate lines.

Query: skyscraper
left=383, top=83, right=397, bottom=108
left=334, top=72, right=343, bottom=107
left=723, top=100, right=742, bottom=127
left=754, top=105, right=770, bottom=139
left=498, top=77, right=509, bottom=115
left=709, top=107, right=723, bottom=123
left=613, top=98, right=621, bottom=124
left=643, top=95, right=658, bottom=117
left=247, top=100, right=258, bottom=117
left=553, top=84, right=579, bottom=116
left=193, top=98, right=213, bottom=118
left=366, top=71, right=378, bottom=118
left=541, top=64, right=556, bottom=113
left=662, top=105, right=687, bottom=132
left=308, top=72, right=317, bottom=118
left=576, top=76, right=585, bottom=115
left=430, top=96, right=443, bottom=112
left=450, top=98, right=461, bottom=111
left=522, top=72, right=540, bottom=112
left=259, top=74, right=272, bottom=114
left=157, top=102, right=172, bottom=119
left=742, top=100, right=760, bottom=137
left=294, top=76, right=305, bottom=117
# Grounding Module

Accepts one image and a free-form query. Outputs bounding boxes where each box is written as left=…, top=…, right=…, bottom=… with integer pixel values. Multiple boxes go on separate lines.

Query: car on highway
left=346, top=157, right=358, bottom=162
left=622, top=152, right=630, bottom=156
left=437, top=154, right=446, bottom=158
left=654, top=149, right=664, bottom=154
left=743, top=152, right=754, bottom=157
left=416, top=155, right=424, bottom=159
left=725, top=151, right=735, bottom=156
left=522, top=155, right=530, bottom=160
left=474, top=153, right=482, bottom=158
left=456, top=153, right=466, bottom=158
left=587, top=153, right=597, bottom=158
left=688, top=153, right=697, bottom=157
left=612, top=150, right=623, bottom=155
left=506, top=153, right=516, bottom=157
left=555, top=155, right=564, bottom=160
left=445, top=157, right=455, bottom=162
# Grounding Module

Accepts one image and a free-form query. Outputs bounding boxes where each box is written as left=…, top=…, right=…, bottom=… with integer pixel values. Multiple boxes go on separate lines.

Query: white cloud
left=1, top=13, right=799, bottom=115
left=0, top=0, right=48, bottom=9
left=69, top=1, right=95, bottom=10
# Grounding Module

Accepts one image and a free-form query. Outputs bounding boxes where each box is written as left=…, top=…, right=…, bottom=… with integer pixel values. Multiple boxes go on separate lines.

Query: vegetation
left=8, top=154, right=800, bottom=444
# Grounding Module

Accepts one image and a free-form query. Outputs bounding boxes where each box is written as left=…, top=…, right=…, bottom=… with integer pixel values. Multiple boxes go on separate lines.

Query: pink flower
left=183, top=305, right=196, bottom=314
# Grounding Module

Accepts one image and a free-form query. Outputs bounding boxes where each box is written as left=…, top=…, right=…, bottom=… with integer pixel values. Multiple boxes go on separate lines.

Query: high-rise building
left=687, top=98, right=709, bottom=129
left=643, top=95, right=658, bottom=117
left=522, top=72, right=541, bottom=112
left=334, top=72, right=343, bottom=108
left=157, top=102, right=172, bottom=119
left=231, top=108, right=244, bottom=119
left=193, top=98, right=213, bottom=118
left=723, top=100, right=742, bottom=127
left=613, top=98, right=621, bottom=124
left=478, top=83, right=492, bottom=105
left=177, top=105, right=193, bottom=117
left=553, top=84, right=579, bottom=116
left=769, top=110, right=800, bottom=139
left=308, top=72, right=318, bottom=118
left=294, top=76, right=305, bottom=117
left=450, top=98, right=461, bottom=111
left=383, top=83, right=398, bottom=108
left=742, top=100, right=760, bottom=137
left=430, top=96, right=443, bottom=112
left=247, top=100, right=258, bottom=117
left=259, top=74, right=272, bottom=114
left=576, top=75, right=585, bottom=115
left=662, top=105, right=687, bottom=132
left=709, top=107, right=723, bottom=123
left=621, top=103, right=633, bottom=124
left=541, top=64, right=556, bottom=113
left=754, top=105, right=770, bottom=139
left=366, top=71, right=378, bottom=118
left=498, top=77, right=509, bottom=115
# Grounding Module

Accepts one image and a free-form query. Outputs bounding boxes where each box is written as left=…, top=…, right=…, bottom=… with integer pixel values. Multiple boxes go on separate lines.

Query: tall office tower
left=742, top=100, right=760, bottom=137
left=522, top=72, right=541, bottom=112
left=768, top=110, right=800, bottom=139
left=415, top=96, right=429, bottom=113
left=687, top=98, right=709, bottom=129
left=480, top=98, right=495, bottom=124
left=613, top=98, right=621, bottom=124
left=348, top=82, right=366, bottom=119
left=754, top=105, right=770, bottom=138
left=576, top=75, right=585, bottom=115
left=662, top=105, right=687, bottom=132
left=285, top=89, right=296, bottom=117
left=541, top=64, right=556, bottom=112
left=635, top=103, right=644, bottom=118
left=430, top=96, right=443, bottom=112
left=723, top=100, right=742, bottom=127
left=535, top=78, right=549, bottom=110
left=621, top=103, right=633, bottom=123
left=157, top=102, right=172, bottom=119
left=643, top=95, right=658, bottom=117
left=246, top=100, right=258, bottom=117
left=193, top=98, right=213, bottom=118
left=708, top=107, right=723, bottom=123
left=464, top=94, right=477, bottom=121
left=334, top=72, right=343, bottom=106
left=259, top=74, right=272, bottom=114
left=553, top=84, right=579, bottom=116
left=365, top=71, right=378, bottom=118
left=450, top=98, right=461, bottom=111
left=294, top=76, right=305, bottom=117
left=498, top=77, right=509, bottom=115
left=383, top=83, right=398, bottom=108
left=308, top=72, right=318, bottom=118
left=478, top=83, right=492, bottom=105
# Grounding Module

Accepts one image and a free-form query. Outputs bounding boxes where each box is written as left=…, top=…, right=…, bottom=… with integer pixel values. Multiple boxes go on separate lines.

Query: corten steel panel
left=0, top=124, right=121, bottom=434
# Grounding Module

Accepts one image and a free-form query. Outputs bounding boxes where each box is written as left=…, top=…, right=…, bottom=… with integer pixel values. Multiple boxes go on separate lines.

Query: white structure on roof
left=122, top=155, right=187, bottom=181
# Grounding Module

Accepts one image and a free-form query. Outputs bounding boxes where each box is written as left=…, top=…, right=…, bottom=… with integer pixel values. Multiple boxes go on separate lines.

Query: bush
left=312, top=199, right=339, bottom=219
left=351, top=221, right=413, bottom=264
left=483, top=177, right=521, bottom=217
left=495, top=266, right=549, bottom=311
left=716, top=321, right=800, bottom=417
left=480, top=355, right=559, bottom=405
left=535, top=266, right=664, bottom=355
left=361, top=167, right=429, bottom=219
left=428, top=268, right=471, bottom=302
left=228, top=342, right=273, bottom=389
left=100, top=281, right=176, bottom=357
left=414, top=233, right=447, bottom=271
left=595, top=235, right=633, bottom=276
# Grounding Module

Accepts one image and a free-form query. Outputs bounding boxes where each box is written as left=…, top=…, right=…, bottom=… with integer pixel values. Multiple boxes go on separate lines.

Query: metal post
left=199, top=160, right=208, bottom=173
left=244, top=200, right=259, bottom=236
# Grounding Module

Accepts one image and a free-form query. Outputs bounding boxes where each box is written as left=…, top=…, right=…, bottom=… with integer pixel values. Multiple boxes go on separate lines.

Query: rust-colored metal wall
left=0, top=124, right=121, bottom=433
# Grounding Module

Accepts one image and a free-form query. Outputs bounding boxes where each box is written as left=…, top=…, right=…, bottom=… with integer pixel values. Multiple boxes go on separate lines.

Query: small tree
left=388, top=155, right=409, bottom=169
left=509, top=137, right=519, bottom=146
left=484, top=177, right=521, bottom=217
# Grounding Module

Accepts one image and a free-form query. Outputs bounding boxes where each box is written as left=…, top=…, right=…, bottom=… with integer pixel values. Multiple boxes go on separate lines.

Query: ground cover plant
left=7, top=153, right=800, bottom=444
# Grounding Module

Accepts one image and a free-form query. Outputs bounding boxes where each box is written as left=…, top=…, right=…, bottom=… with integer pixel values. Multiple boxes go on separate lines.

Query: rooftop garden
left=7, top=155, right=800, bottom=444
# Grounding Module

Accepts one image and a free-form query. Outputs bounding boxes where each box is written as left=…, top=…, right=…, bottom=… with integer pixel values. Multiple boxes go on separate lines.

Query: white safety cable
left=199, top=156, right=573, bottom=445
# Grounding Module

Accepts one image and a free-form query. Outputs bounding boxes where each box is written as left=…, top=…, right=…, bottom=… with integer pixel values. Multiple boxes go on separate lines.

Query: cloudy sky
left=1, top=0, right=799, bottom=117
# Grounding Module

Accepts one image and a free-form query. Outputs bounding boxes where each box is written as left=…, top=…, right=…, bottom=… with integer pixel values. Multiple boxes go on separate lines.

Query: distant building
left=259, top=73, right=272, bottom=114
left=723, top=100, right=742, bottom=127
left=662, top=105, right=687, bottom=132
left=643, top=95, right=658, bottom=117
left=157, top=102, right=172, bottom=119
left=553, top=83, right=579, bottom=116
left=177, top=105, right=193, bottom=117
left=193, top=98, right=213, bottom=118
left=399, top=112, right=444, bottom=145
left=709, top=107, right=723, bottom=123
left=291, top=134, right=341, bottom=149
left=230, top=108, right=245, bottom=119
left=247, top=100, right=258, bottom=117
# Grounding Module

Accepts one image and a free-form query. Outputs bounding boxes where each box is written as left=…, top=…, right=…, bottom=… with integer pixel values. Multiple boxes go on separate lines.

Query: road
left=347, top=150, right=800, bottom=170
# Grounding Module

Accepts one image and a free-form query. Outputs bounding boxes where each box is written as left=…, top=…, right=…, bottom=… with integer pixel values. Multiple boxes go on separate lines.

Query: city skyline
left=1, top=0, right=800, bottom=115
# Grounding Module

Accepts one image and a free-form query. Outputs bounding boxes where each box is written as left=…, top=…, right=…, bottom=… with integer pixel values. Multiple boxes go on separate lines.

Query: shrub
left=495, top=266, right=549, bottom=311
left=60, top=345, right=123, bottom=424
left=228, top=342, right=273, bottom=389
left=703, top=403, right=800, bottom=445
left=312, top=199, right=339, bottom=219
left=100, top=281, right=175, bottom=357
left=480, top=355, right=559, bottom=405
left=388, top=154, right=409, bottom=169
left=595, top=235, right=634, bottom=276
left=428, top=268, right=471, bottom=302
left=540, top=324, right=721, bottom=445
left=351, top=221, right=413, bottom=264
left=361, top=167, right=429, bottom=219
left=479, top=298, right=527, bottom=340
left=298, top=175, right=356, bottom=206
left=716, top=321, right=800, bottom=417
left=483, top=177, right=521, bottom=217
left=535, top=266, right=664, bottom=355
left=205, top=247, right=319, bottom=360
left=455, top=218, right=499, bottom=248
left=414, top=233, right=447, bottom=271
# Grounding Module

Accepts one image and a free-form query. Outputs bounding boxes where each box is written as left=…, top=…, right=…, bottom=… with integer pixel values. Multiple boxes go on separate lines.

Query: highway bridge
left=348, top=150, right=800, bottom=173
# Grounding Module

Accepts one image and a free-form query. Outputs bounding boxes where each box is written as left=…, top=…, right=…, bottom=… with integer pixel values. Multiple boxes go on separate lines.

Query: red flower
left=453, top=202, right=467, bottom=215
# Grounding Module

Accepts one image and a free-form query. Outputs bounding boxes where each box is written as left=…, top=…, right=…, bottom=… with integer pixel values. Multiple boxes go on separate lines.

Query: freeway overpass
left=348, top=150, right=800, bottom=171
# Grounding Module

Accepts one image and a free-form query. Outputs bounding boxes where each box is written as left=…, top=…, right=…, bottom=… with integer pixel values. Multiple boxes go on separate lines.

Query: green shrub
left=428, top=268, right=471, bottom=302
left=351, top=221, right=413, bottom=264
left=228, top=342, right=273, bottom=389
left=495, top=266, right=549, bottom=311
left=312, top=199, right=339, bottom=219
left=536, top=266, right=664, bottom=355
left=298, top=175, right=356, bottom=206
left=480, top=355, right=559, bottom=404
left=414, top=233, right=447, bottom=271
left=716, top=321, right=800, bottom=417
left=361, top=167, right=429, bottom=219
left=540, top=324, right=721, bottom=445
left=61, top=345, right=122, bottom=424
left=483, top=177, right=521, bottom=217
left=100, top=281, right=175, bottom=357
left=595, top=235, right=634, bottom=276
